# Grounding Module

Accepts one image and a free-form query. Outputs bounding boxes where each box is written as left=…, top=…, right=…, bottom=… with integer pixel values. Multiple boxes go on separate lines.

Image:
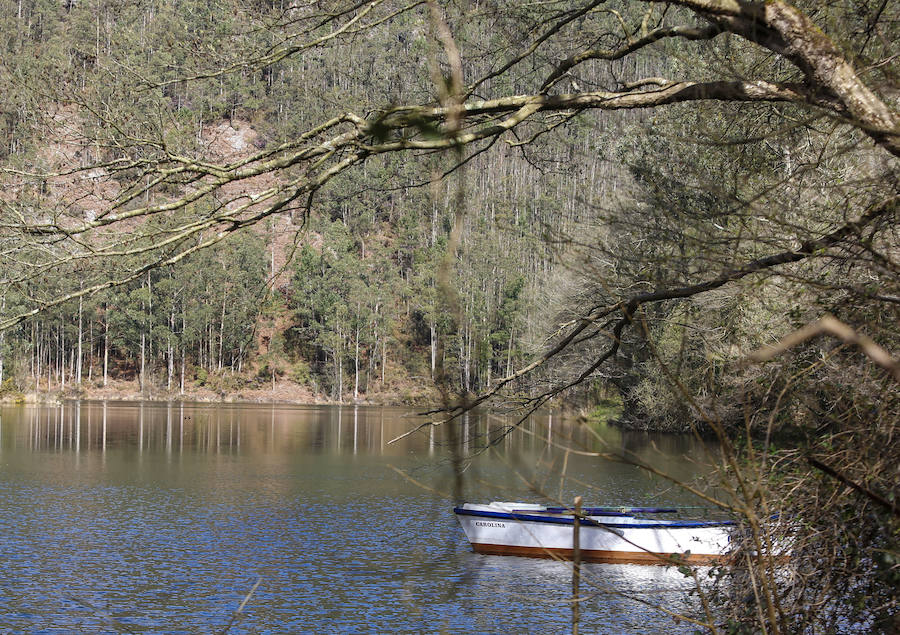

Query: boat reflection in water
left=456, top=502, right=733, bottom=565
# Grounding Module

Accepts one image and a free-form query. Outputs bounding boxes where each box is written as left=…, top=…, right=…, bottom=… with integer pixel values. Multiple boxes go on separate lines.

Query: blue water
left=0, top=402, right=710, bottom=633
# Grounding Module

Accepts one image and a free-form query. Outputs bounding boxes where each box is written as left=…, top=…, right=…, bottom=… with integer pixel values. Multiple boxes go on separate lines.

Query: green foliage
left=0, top=377, right=23, bottom=401
left=585, top=399, right=622, bottom=424
left=196, top=369, right=250, bottom=395
left=289, top=360, right=312, bottom=386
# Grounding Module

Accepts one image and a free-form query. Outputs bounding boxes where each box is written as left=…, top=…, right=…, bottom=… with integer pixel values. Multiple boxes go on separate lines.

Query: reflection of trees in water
left=1, top=402, right=412, bottom=455
left=2, top=401, right=725, bottom=538
left=1, top=403, right=716, bottom=503
left=411, top=410, right=721, bottom=510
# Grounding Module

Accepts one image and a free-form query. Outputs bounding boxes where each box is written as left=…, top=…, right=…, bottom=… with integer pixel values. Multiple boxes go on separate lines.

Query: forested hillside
left=0, top=1, right=896, bottom=419
left=0, top=0, right=895, bottom=417
left=0, top=0, right=598, bottom=403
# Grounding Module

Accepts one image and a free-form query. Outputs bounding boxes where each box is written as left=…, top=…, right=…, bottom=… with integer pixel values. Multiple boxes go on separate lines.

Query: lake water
left=0, top=401, right=721, bottom=633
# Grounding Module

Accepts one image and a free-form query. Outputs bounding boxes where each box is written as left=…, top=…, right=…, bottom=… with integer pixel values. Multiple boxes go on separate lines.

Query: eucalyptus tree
left=292, top=221, right=352, bottom=400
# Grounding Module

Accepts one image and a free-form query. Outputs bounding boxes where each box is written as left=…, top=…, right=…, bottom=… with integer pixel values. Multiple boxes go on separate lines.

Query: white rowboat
left=455, top=502, right=733, bottom=565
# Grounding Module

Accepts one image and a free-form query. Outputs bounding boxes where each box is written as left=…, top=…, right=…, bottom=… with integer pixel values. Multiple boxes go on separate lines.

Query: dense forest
left=0, top=0, right=573, bottom=403
left=0, top=1, right=897, bottom=631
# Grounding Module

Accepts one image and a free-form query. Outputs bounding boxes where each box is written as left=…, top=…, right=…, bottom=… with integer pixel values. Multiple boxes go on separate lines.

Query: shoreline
left=0, top=378, right=439, bottom=408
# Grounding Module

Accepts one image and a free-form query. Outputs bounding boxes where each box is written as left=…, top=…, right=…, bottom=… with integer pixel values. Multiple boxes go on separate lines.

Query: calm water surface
left=0, top=402, right=720, bottom=633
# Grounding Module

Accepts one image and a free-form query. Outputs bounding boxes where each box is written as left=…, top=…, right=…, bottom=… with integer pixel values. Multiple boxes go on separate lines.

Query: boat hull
left=455, top=504, right=732, bottom=566
left=467, top=542, right=727, bottom=565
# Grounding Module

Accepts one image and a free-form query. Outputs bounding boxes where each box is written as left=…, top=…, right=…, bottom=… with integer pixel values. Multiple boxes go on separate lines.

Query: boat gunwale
left=454, top=506, right=736, bottom=529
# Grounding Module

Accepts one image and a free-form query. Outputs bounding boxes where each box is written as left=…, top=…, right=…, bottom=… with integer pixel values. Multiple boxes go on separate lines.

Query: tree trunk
left=167, top=335, right=173, bottom=391
left=181, top=304, right=186, bottom=395
left=76, top=292, right=83, bottom=385
left=60, top=320, right=65, bottom=392
left=506, top=328, right=514, bottom=377
left=31, top=321, right=38, bottom=389
left=147, top=271, right=153, bottom=367
left=167, top=307, right=175, bottom=390
left=430, top=321, right=436, bottom=379
left=218, top=290, right=226, bottom=371
left=140, top=333, right=145, bottom=393
left=354, top=313, right=360, bottom=401
left=103, top=310, right=109, bottom=387
left=88, top=317, right=94, bottom=383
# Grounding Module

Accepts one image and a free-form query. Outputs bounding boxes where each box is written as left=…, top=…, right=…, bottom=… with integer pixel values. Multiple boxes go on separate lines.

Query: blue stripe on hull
left=453, top=507, right=736, bottom=529
left=545, top=506, right=678, bottom=515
